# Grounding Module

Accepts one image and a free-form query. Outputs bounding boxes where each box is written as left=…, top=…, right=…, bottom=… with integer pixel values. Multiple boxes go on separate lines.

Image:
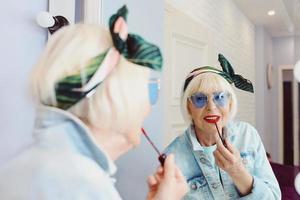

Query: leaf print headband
left=54, top=5, right=163, bottom=110
left=183, top=54, right=254, bottom=93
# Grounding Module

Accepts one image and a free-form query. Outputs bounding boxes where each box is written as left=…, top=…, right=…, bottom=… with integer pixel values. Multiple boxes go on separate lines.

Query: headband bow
left=109, top=6, right=162, bottom=70
left=183, top=54, right=254, bottom=93
left=54, top=5, right=163, bottom=110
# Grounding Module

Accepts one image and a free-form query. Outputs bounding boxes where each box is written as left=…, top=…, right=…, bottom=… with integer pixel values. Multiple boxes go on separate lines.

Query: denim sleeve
left=240, top=128, right=281, bottom=200
left=34, top=177, right=122, bottom=200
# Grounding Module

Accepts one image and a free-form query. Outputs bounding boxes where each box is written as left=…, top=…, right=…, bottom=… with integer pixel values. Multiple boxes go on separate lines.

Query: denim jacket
left=165, top=121, right=281, bottom=200
left=0, top=106, right=122, bottom=200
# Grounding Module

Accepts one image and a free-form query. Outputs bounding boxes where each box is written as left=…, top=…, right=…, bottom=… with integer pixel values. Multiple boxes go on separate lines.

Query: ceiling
left=232, top=0, right=300, bottom=37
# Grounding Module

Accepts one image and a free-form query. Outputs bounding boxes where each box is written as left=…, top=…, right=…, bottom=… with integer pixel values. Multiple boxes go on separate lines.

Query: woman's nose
left=206, top=98, right=217, bottom=110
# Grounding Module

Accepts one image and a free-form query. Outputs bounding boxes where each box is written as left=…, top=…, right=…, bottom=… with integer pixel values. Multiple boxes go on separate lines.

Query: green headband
left=183, top=54, right=254, bottom=93
left=54, top=5, right=163, bottom=110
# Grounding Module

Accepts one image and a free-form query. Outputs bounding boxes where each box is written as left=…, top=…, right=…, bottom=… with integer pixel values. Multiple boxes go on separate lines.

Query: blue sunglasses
left=189, top=91, right=230, bottom=108
left=148, top=78, right=160, bottom=105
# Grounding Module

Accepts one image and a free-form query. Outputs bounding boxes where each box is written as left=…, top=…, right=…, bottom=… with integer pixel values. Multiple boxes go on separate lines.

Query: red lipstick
left=204, top=115, right=220, bottom=124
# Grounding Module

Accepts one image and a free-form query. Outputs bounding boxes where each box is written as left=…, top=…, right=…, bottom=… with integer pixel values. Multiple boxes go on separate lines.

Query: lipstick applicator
left=214, top=123, right=227, bottom=148
left=205, top=116, right=227, bottom=148
left=141, top=128, right=166, bottom=166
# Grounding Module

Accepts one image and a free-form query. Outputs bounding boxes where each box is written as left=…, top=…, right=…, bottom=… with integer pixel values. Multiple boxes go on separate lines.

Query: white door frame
left=83, top=0, right=103, bottom=24
left=278, top=65, right=299, bottom=165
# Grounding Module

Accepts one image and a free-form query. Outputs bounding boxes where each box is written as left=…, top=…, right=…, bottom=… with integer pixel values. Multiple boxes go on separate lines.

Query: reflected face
left=188, top=90, right=231, bottom=135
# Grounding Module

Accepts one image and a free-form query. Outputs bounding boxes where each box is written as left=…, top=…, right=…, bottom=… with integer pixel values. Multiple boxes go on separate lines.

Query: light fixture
left=36, top=11, right=55, bottom=28
left=268, top=10, right=275, bottom=16
left=36, top=11, right=69, bottom=34
left=294, top=60, right=300, bottom=82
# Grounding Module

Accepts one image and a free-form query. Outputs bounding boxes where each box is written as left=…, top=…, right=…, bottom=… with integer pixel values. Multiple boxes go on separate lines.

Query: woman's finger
left=224, top=139, right=235, bottom=154
left=157, top=166, right=163, bottom=175
left=215, top=157, right=224, bottom=170
left=154, top=172, right=162, bottom=182
left=147, top=175, right=157, bottom=187
left=162, top=154, right=176, bottom=179
left=215, top=137, right=234, bottom=160
left=214, top=149, right=226, bottom=168
left=175, top=166, right=185, bottom=181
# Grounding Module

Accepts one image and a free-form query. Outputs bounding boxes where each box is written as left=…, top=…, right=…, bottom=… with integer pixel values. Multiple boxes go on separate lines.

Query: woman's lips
left=204, top=115, right=220, bottom=123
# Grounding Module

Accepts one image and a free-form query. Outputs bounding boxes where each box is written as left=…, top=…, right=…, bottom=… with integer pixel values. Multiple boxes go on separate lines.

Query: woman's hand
left=146, top=154, right=188, bottom=200
left=213, top=137, right=253, bottom=196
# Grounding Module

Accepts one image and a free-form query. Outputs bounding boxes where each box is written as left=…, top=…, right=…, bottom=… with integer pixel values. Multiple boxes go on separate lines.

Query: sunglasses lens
left=213, top=92, right=229, bottom=107
left=190, top=93, right=207, bottom=108
left=149, top=82, right=159, bottom=105
left=190, top=92, right=229, bottom=108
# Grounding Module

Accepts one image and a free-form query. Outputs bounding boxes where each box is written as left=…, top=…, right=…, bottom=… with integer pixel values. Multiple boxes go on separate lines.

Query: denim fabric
left=165, top=121, right=281, bottom=200
left=0, top=106, right=122, bottom=200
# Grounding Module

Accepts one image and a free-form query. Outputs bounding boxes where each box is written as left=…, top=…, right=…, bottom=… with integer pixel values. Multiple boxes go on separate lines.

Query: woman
left=0, top=6, right=187, bottom=200
left=165, top=54, right=281, bottom=199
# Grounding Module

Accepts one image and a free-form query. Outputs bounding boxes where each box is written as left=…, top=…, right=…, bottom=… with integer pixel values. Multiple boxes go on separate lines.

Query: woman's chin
left=126, top=129, right=142, bottom=147
left=132, top=137, right=141, bottom=147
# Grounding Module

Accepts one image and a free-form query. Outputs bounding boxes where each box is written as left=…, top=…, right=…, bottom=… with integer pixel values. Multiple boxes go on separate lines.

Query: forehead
left=188, top=73, right=229, bottom=94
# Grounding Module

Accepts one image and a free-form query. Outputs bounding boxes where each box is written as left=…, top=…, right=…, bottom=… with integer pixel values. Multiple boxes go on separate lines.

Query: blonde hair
left=31, top=24, right=150, bottom=132
left=181, top=72, right=237, bottom=124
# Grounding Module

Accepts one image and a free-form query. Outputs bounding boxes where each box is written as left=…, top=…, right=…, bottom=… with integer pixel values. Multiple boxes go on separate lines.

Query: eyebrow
left=192, top=91, right=226, bottom=95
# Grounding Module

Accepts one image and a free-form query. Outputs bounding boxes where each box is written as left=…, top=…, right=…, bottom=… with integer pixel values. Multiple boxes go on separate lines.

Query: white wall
left=264, top=30, right=274, bottom=154
left=256, top=34, right=300, bottom=162
left=254, top=26, right=273, bottom=155
left=295, top=36, right=300, bottom=62
left=166, top=0, right=256, bottom=125
left=102, top=1, right=164, bottom=200
left=0, top=0, right=47, bottom=165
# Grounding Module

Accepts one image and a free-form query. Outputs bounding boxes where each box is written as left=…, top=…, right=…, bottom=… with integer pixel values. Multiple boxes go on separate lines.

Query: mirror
left=163, top=0, right=300, bottom=166
left=232, top=0, right=300, bottom=166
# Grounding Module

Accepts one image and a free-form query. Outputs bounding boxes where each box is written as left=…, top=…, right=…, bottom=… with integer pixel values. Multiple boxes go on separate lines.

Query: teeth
left=205, top=116, right=218, bottom=120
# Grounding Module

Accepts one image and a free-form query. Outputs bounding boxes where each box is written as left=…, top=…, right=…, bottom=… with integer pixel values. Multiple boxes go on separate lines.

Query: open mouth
left=204, top=115, right=220, bottom=123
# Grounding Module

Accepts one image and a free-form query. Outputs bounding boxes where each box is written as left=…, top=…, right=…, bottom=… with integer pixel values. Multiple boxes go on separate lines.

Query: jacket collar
left=34, top=105, right=117, bottom=176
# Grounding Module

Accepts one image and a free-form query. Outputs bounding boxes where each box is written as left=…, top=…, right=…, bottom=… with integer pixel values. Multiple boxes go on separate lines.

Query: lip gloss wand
left=141, top=128, right=167, bottom=166
left=205, top=116, right=227, bottom=148
left=214, top=123, right=227, bottom=148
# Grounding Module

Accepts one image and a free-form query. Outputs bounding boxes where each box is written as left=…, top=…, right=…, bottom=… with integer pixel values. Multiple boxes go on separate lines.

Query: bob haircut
left=181, top=72, right=238, bottom=124
left=31, top=24, right=150, bottom=132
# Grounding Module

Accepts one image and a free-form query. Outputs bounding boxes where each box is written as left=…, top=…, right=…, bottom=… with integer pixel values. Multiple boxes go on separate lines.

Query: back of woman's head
left=32, top=24, right=111, bottom=106
left=31, top=24, right=150, bottom=132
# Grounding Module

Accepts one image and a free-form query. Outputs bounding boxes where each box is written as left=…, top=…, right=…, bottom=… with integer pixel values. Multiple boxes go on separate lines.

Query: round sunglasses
left=189, top=91, right=230, bottom=108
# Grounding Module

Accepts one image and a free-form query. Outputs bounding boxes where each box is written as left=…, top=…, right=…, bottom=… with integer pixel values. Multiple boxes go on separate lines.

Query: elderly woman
left=0, top=6, right=187, bottom=200
left=165, top=54, right=281, bottom=199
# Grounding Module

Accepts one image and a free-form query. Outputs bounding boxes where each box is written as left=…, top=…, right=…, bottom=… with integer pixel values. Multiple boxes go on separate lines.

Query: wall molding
left=83, top=0, right=103, bottom=24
